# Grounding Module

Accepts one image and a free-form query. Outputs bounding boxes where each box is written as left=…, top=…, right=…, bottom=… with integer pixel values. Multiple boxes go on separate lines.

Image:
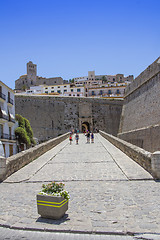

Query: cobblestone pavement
left=0, top=134, right=160, bottom=239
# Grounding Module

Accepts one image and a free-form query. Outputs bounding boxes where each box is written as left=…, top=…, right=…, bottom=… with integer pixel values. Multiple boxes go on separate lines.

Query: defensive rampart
left=15, top=95, right=123, bottom=142
left=118, top=57, right=160, bottom=152
left=0, top=132, right=69, bottom=182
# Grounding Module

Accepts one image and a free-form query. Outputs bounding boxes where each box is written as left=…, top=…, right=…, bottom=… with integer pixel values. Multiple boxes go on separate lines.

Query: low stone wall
left=100, top=130, right=160, bottom=179
left=118, top=124, right=160, bottom=153
left=0, top=132, right=69, bottom=181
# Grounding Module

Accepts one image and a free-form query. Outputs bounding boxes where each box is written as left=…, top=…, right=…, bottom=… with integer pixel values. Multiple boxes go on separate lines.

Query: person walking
left=91, top=132, right=94, bottom=143
left=86, top=131, right=90, bottom=143
left=69, top=134, right=72, bottom=145
left=75, top=133, right=79, bottom=144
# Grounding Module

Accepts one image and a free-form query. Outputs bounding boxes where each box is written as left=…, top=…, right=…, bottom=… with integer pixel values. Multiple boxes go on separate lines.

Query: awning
left=1, top=110, right=8, bottom=116
left=10, top=113, right=15, bottom=119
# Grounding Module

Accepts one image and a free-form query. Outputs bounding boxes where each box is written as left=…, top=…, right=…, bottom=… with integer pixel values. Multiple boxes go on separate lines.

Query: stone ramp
left=5, top=133, right=153, bottom=183
left=1, top=133, right=160, bottom=235
left=97, top=134, right=153, bottom=180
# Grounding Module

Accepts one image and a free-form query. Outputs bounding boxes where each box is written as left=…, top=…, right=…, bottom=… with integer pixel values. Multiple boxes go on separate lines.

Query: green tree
left=101, top=76, right=107, bottom=83
left=22, top=85, right=27, bottom=91
left=15, top=127, right=31, bottom=148
left=15, top=114, right=25, bottom=128
left=69, top=78, right=74, bottom=83
left=15, top=114, right=36, bottom=147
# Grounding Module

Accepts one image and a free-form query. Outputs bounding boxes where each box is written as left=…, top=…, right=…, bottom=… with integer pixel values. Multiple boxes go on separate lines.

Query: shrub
left=15, top=114, right=25, bottom=128
left=15, top=127, right=31, bottom=147
left=15, top=114, right=35, bottom=148
left=24, top=118, right=33, bottom=139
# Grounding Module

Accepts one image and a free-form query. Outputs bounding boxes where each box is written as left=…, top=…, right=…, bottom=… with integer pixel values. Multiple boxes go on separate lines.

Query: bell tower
left=27, top=61, right=37, bottom=85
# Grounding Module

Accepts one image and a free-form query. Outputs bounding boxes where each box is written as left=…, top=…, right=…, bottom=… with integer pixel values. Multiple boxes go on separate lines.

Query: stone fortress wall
left=15, top=95, right=123, bottom=142
left=118, top=57, right=160, bottom=152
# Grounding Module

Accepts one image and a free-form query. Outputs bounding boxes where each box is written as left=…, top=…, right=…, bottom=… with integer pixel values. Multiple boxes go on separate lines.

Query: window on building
left=45, top=91, right=48, bottom=94
left=69, top=94, right=71, bottom=96
left=77, top=89, right=81, bottom=92
left=64, top=86, right=66, bottom=87
left=9, top=127, right=12, bottom=140
left=0, top=124, right=3, bottom=138
left=51, top=87, right=54, bottom=89
left=64, top=90, right=67, bottom=92
left=108, top=90, right=112, bottom=94
left=92, top=91, right=95, bottom=96
left=9, top=145, right=13, bottom=156
left=113, top=78, right=115, bottom=81
left=31, top=81, right=33, bottom=85
left=77, top=94, right=80, bottom=96
left=57, top=90, right=61, bottom=94
left=71, top=89, right=73, bottom=92
left=100, top=90, right=103, bottom=95
left=58, top=86, right=60, bottom=88
left=116, top=89, right=120, bottom=94
left=51, top=91, right=54, bottom=93
left=3, top=144, right=6, bottom=157
left=45, top=87, right=48, bottom=89
left=43, top=82, right=46, bottom=84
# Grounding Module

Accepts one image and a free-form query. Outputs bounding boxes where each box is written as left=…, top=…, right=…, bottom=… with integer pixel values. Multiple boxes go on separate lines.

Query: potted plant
left=37, top=182, right=70, bottom=219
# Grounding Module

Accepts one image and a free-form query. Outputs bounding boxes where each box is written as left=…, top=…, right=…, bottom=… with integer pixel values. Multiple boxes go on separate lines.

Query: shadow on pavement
left=36, top=214, right=70, bottom=225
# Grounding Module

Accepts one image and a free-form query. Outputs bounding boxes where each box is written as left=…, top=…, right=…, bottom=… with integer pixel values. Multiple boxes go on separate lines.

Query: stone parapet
left=118, top=124, right=160, bottom=153
left=0, top=157, right=6, bottom=182
left=99, top=130, right=158, bottom=178
left=0, top=132, right=69, bottom=181
left=125, top=57, right=160, bottom=97
left=151, top=151, right=160, bottom=179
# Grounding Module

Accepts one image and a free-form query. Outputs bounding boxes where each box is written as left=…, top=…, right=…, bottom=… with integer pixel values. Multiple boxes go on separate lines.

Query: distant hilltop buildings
left=15, top=61, right=63, bottom=90
left=15, top=61, right=134, bottom=99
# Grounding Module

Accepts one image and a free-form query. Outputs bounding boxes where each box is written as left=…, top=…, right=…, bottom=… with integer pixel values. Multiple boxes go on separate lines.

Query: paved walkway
left=0, top=133, right=160, bottom=239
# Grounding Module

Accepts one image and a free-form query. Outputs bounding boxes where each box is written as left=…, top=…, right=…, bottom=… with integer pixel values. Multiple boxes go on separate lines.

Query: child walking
left=69, top=134, right=72, bottom=145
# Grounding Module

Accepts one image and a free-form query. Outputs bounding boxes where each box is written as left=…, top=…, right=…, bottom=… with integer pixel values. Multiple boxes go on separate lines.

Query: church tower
left=27, top=61, right=37, bottom=85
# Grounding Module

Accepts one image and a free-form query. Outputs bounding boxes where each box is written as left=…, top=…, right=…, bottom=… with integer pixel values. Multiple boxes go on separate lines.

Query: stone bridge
left=0, top=133, right=160, bottom=238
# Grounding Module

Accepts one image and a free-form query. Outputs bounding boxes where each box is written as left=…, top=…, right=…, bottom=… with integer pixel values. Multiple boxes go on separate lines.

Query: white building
left=74, top=71, right=133, bottom=98
left=24, top=84, right=86, bottom=97
left=88, top=82, right=128, bottom=99
left=43, top=84, right=85, bottom=97
left=26, top=85, right=44, bottom=94
left=0, top=81, right=17, bottom=157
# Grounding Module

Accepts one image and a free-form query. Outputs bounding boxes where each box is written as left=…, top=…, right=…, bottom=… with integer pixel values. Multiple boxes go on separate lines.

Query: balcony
left=0, top=133, right=16, bottom=140
left=8, top=97, right=14, bottom=105
left=0, top=92, right=6, bottom=102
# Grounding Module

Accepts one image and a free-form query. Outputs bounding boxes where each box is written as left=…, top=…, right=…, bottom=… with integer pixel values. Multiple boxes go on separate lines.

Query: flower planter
left=37, top=194, right=69, bottom=219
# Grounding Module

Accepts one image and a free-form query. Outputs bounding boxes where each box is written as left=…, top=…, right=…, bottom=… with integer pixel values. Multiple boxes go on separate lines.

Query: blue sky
left=0, top=0, right=159, bottom=89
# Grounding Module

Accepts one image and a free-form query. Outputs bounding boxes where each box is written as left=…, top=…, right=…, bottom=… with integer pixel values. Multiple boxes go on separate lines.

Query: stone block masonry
left=15, top=95, right=123, bottom=142
left=118, top=57, right=160, bottom=152
left=0, top=132, right=69, bottom=182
